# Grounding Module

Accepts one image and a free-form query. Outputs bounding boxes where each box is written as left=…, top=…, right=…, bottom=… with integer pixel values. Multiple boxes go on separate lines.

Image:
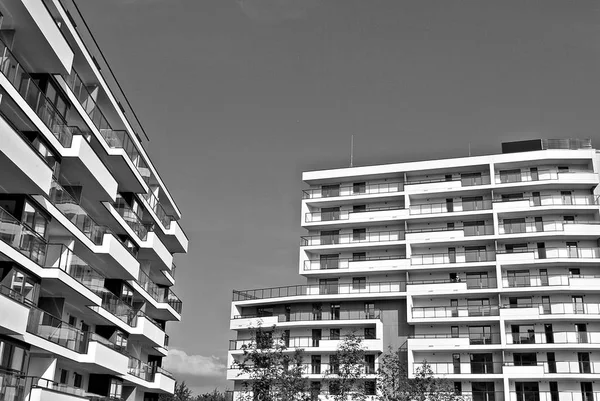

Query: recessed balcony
left=502, top=273, right=600, bottom=290
left=407, top=276, right=497, bottom=293
left=494, top=169, right=598, bottom=186
left=496, top=247, right=600, bottom=264
left=232, top=309, right=381, bottom=330
left=232, top=281, right=406, bottom=302
left=500, top=302, right=600, bottom=318
left=406, top=224, right=494, bottom=242
left=304, top=206, right=408, bottom=226
left=493, top=194, right=598, bottom=212
left=498, top=220, right=600, bottom=236
left=408, top=332, right=502, bottom=347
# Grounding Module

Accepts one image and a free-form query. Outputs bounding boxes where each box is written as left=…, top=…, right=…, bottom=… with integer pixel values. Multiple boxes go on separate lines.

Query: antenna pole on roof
left=468, top=142, right=472, bottom=156
left=350, top=135, right=354, bottom=167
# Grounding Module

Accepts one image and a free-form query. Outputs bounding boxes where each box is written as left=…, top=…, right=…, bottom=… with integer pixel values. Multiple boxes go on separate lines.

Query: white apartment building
left=229, top=138, right=600, bottom=401
left=0, top=0, right=188, bottom=400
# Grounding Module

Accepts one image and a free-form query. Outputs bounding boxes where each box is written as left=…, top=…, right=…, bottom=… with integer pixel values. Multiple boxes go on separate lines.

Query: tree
left=378, top=347, right=466, bottom=401
left=236, top=325, right=311, bottom=401
left=195, top=389, right=229, bottom=401
left=160, top=381, right=194, bottom=401
left=324, top=333, right=368, bottom=401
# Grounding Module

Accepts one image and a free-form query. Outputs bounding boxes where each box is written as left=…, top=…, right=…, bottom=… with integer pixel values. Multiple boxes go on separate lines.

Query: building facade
left=229, top=139, right=600, bottom=401
left=0, top=0, right=188, bottom=400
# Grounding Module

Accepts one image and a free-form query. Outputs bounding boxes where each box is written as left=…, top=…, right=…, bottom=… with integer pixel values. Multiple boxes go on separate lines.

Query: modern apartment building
left=0, top=0, right=188, bottom=400
left=229, top=138, right=600, bottom=401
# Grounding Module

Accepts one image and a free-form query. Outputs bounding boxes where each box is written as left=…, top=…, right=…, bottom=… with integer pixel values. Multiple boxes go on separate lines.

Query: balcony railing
left=406, top=224, right=494, bottom=237
left=305, top=206, right=405, bottom=223
left=505, top=361, right=600, bottom=375
left=0, top=206, right=47, bottom=264
left=230, top=362, right=377, bottom=376
left=412, top=305, right=500, bottom=318
left=405, top=174, right=491, bottom=187
left=0, top=370, right=121, bottom=401
left=410, top=200, right=493, bottom=215
left=128, top=357, right=155, bottom=381
left=495, top=169, right=595, bottom=184
left=509, top=392, right=600, bottom=401
left=408, top=277, right=497, bottom=289
left=409, top=332, right=502, bottom=345
left=415, top=361, right=502, bottom=375
left=497, top=246, right=600, bottom=259
left=235, top=309, right=381, bottom=322
left=503, top=274, right=600, bottom=288
left=501, top=302, right=600, bottom=315
left=301, top=230, right=404, bottom=246
left=137, top=269, right=163, bottom=303
left=303, top=254, right=406, bottom=271
left=155, top=366, right=175, bottom=379
left=411, top=250, right=495, bottom=265
left=494, top=194, right=598, bottom=207
left=0, top=38, right=74, bottom=147
left=65, top=68, right=152, bottom=183
left=46, top=243, right=105, bottom=291
left=27, top=307, right=88, bottom=353
left=302, top=182, right=403, bottom=199
left=142, top=191, right=173, bottom=230
left=113, top=197, right=151, bottom=241
left=233, top=281, right=406, bottom=301
left=94, top=288, right=138, bottom=326
left=229, top=335, right=377, bottom=350
left=167, top=289, right=183, bottom=314
left=507, top=330, right=600, bottom=345
left=499, top=220, right=600, bottom=235
left=49, top=179, right=107, bottom=245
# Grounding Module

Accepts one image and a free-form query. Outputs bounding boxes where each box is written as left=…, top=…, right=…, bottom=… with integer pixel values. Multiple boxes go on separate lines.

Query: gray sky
left=78, top=0, right=600, bottom=393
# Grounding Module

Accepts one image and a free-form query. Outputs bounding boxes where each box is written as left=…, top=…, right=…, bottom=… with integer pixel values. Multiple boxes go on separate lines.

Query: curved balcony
left=302, top=182, right=403, bottom=200
left=410, top=199, right=492, bottom=215
left=301, top=230, right=404, bottom=247
left=232, top=281, right=406, bottom=302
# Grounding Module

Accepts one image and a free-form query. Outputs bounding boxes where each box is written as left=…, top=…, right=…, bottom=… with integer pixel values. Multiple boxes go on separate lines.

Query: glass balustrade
left=0, top=206, right=47, bottom=264
left=27, top=307, right=88, bottom=353
left=113, top=197, right=150, bottom=240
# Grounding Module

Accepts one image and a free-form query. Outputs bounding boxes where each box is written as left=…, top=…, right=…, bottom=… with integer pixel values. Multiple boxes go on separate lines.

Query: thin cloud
left=164, top=349, right=226, bottom=377
left=237, top=0, right=318, bottom=24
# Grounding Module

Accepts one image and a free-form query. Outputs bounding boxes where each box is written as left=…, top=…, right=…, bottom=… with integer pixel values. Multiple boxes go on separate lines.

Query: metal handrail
left=301, top=230, right=404, bottom=246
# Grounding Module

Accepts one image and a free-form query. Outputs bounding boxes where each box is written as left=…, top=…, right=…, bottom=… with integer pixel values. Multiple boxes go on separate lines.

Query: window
left=451, top=326, right=459, bottom=338
left=507, top=270, right=530, bottom=287
left=505, top=243, right=528, bottom=254
left=503, top=218, right=526, bottom=234
left=509, top=297, right=532, bottom=308
left=320, top=230, right=340, bottom=245
left=352, top=277, right=366, bottom=290
left=114, top=330, right=128, bottom=350
left=500, top=169, right=522, bottom=183
left=352, top=252, right=367, bottom=261
left=364, top=302, right=375, bottom=318
left=59, top=369, right=69, bottom=385
left=353, top=204, right=366, bottom=213
left=365, top=327, right=376, bottom=340
left=73, top=373, right=82, bottom=389
left=22, top=201, right=49, bottom=238
left=2, top=269, right=38, bottom=304
left=312, top=304, right=322, bottom=320
left=569, top=268, right=581, bottom=277
left=321, top=184, right=340, bottom=198
left=321, top=207, right=340, bottom=221
left=365, top=380, right=376, bottom=395
left=467, top=298, right=491, bottom=316
left=330, top=355, right=339, bottom=374
left=573, top=296, right=585, bottom=314
left=0, top=339, right=27, bottom=373
left=470, top=353, right=494, bottom=374
left=579, top=352, right=591, bottom=373
left=109, top=379, right=123, bottom=399
left=469, top=326, right=492, bottom=345
left=501, top=193, right=524, bottom=201
left=564, top=215, right=575, bottom=223
left=120, top=284, right=134, bottom=306
left=558, top=166, right=569, bottom=173
left=353, top=182, right=366, bottom=194
left=257, top=307, right=273, bottom=317
left=511, top=325, right=535, bottom=344
left=319, top=279, right=338, bottom=295
left=311, top=355, right=321, bottom=374
left=513, top=353, right=537, bottom=366
left=330, top=303, right=340, bottom=320
left=330, top=329, right=340, bottom=340
left=319, top=254, right=339, bottom=270
left=353, top=228, right=367, bottom=241
left=462, top=196, right=484, bottom=211
left=365, top=355, right=376, bottom=374
left=311, top=329, right=321, bottom=347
